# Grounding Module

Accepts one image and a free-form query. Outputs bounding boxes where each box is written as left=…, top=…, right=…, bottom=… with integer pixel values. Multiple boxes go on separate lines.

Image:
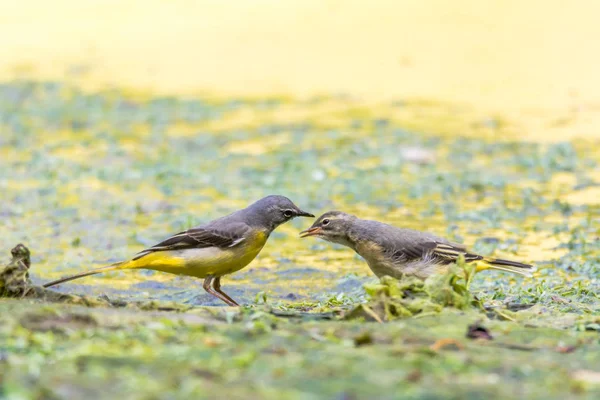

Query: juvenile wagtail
left=300, top=211, right=534, bottom=280
left=44, top=195, right=314, bottom=306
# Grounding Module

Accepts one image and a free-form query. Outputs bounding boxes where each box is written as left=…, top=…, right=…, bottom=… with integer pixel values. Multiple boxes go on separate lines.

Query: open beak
left=296, top=209, right=315, bottom=218
left=299, top=226, right=322, bottom=238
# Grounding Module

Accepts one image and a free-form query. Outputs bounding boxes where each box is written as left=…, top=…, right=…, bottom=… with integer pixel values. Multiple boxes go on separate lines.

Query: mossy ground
left=1, top=81, right=599, bottom=399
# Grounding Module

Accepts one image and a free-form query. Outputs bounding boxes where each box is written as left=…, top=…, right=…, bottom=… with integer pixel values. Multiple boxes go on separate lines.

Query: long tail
left=43, top=262, right=126, bottom=288
left=480, top=257, right=535, bottom=277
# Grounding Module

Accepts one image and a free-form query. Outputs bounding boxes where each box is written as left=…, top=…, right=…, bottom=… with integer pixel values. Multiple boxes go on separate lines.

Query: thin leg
left=213, top=276, right=239, bottom=306
left=202, top=276, right=238, bottom=307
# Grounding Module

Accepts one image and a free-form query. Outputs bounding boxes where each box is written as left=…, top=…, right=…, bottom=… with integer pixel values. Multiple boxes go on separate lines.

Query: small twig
left=360, top=304, right=384, bottom=323
left=430, top=338, right=464, bottom=351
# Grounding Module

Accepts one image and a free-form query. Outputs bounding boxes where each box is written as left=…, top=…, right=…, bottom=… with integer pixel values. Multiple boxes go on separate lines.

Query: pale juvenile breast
left=354, top=240, right=404, bottom=279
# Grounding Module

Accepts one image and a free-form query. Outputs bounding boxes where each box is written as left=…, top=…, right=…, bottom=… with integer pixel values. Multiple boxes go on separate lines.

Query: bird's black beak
left=295, top=209, right=315, bottom=218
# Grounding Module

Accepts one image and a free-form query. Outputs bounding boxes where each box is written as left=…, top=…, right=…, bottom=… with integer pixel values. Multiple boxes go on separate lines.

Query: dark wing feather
left=389, top=241, right=437, bottom=263
left=430, top=242, right=483, bottom=264
left=132, top=223, right=250, bottom=260
left=389, top=241, right=482, bottom=265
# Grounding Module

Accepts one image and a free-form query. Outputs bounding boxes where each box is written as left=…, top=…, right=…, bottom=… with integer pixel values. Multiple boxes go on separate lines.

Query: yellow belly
left=123, top=230, right=268, bottom=278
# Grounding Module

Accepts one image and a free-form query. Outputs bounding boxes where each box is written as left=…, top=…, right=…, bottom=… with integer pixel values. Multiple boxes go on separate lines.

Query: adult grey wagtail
left=300, top=211, right=534, bottom=280
left=44, top=195, right=314, bottom=306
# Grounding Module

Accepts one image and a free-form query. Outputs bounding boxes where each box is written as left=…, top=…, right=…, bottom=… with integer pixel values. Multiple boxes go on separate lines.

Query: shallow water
left=1, top=80, right=599, bottom=398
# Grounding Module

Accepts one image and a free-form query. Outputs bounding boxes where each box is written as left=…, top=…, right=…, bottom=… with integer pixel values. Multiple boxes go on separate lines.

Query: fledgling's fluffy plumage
left=301, top=211, right=534, bottom=279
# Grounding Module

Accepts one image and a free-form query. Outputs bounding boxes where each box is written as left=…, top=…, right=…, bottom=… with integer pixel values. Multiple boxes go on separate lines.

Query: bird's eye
left=322, top=219, right=330, bottom=226
left=283, top=210, right=294, bottom=218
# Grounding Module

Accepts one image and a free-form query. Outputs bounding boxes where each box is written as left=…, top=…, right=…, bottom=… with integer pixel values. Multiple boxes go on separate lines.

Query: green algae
left=1, top=233, right=599, bottom=399
left=1, top=299, right=599, bottom=399
left=1, top=79, right=600, bottom=398
left=344, top=265, right=477, bottom=322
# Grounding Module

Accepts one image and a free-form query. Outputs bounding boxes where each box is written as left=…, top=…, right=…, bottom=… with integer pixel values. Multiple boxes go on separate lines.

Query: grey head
left=299, top=211, right=357, bottom=247
left=244, top=195, right=314, bottom=232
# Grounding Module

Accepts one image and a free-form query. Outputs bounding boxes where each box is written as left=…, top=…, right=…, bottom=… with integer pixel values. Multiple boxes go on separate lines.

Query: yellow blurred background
left=2, top=0, right=600, bottom=140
